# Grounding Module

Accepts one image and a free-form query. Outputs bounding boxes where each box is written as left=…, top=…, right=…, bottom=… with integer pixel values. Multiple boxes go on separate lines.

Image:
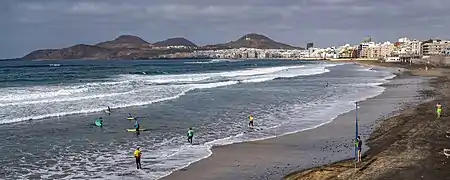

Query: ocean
left=0, top=59, right=394, bottom=179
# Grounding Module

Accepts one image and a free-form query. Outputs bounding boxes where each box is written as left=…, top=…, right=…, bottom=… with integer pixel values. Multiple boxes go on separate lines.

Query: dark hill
left=204, top=33, right=302, bottom=50
left=22, top=44, right=113, bottom=60
left=95, top=35, right=151, bottom=49
left=153, top=37, right=197, bottom=47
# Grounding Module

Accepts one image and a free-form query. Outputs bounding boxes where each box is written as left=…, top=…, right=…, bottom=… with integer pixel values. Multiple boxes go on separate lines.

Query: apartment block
left=421, top=39, right=450, bottom=56
left=394, top=37, right=422, bottom=55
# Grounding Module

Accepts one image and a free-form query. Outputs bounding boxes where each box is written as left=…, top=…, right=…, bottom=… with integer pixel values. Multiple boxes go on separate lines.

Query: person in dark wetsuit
left=134, top=119, right=140, bottom=136
left=355, top=136, right=363, bottom=162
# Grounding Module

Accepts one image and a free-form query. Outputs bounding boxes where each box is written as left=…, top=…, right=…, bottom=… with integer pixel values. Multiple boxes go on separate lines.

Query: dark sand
left=162, top=65, right=429, bottom=180
left=285, top=63, right=450, bottom=180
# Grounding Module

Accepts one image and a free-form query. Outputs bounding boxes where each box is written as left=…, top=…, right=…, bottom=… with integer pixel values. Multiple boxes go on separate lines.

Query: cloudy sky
left=1, top=0, right=449, bottom=58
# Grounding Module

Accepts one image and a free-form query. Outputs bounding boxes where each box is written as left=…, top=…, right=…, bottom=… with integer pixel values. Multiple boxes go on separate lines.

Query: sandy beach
left=285, top=63, right=450, bottom=180
left=162, top=63, right=431, bottom=180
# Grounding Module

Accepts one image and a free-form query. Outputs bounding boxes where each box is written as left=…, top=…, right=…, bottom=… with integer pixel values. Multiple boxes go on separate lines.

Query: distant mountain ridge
left=22, top=44, right=113, bottom=60
left=95, top=35, right=151, bottom=49
left=153, top=37, right=197, bottom=47
left=20, top=33, right=303, bottom=60
left=204, top=33, right=302, bottom=50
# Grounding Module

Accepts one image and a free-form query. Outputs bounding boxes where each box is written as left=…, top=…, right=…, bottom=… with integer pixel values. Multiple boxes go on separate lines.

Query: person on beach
left=134, top=148, right=142, bottom=169
left=248, top=114, right=254, bottom=127
left=436, top=103, right=443, bottom=118
left=187, top=128, right=194, bottom=144
left=355, top=136, right=362, bottom=162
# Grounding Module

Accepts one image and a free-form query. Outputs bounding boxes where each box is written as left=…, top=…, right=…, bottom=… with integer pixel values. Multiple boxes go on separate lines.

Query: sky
left=1, top=0, right=449, bottom=59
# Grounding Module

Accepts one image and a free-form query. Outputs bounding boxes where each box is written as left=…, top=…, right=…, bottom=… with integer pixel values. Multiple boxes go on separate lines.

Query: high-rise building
left=306, top=43, right=314, bottom=50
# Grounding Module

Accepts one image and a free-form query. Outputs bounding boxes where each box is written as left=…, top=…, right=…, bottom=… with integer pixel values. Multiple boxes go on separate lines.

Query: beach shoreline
left=161, top=63, right=430, bottom=180
left=284, top=63, right=450, bottom=180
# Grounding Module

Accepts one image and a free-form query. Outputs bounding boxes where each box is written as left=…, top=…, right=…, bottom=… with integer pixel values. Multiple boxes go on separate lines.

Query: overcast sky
left=1, top=0, right=449, bottom=58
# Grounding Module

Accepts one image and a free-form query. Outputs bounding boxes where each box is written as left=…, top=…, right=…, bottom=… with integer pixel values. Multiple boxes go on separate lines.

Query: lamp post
left=355, top=101, right=359, bottom=162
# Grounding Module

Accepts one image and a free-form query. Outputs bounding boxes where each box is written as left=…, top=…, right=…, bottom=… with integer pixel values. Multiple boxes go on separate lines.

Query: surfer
left=355, top=136, right=362, bottom=162
left=325, top=82, right=329, bottom=87
left=107, top=106, right=111, bottom=112
left=95, top=117, right=103, bottom=127
left=134, top=147, right=142, bottom=169
left=248, top=114, right=254, bottom=127
left=135, top=119, right=140, bottom=132
left=128, top=113, right=135, bottom=120
left=187, top=128, right=194, bottom=144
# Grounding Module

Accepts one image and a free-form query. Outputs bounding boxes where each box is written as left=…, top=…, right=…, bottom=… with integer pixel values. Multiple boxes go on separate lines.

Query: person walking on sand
left=248, top=114, right=254, bottom=127
left=355, top=136, right=363, bottom=162
left=436, top=103, right=443, bottom=118
left=134, top=148, right=142, bottom=169
left=187, top=128, right=194, bottom=144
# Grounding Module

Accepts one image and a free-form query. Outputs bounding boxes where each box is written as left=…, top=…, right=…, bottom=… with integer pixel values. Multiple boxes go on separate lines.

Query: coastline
left=284, top=64, right=449, bottom=180
left=161, top=64, right=429, bottom=180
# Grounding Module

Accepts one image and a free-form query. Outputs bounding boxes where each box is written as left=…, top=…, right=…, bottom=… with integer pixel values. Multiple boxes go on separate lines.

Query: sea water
left=0, top=59, right=394, bottom=179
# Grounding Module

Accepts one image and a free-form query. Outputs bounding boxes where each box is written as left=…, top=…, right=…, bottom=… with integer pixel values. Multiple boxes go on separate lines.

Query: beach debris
left=443, top=149, right=450, bottom=158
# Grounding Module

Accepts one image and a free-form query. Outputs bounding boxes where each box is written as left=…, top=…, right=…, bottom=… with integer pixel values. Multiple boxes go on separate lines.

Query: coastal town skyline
left=1, top=0, right=450, bottom=59
left=17, top=32, right=450, bottom=62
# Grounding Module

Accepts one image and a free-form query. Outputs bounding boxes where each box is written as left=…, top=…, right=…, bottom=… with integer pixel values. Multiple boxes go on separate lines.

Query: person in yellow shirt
left=248, top=114, right=254, bottom=127
left=134, top=148, right=142, bottom=169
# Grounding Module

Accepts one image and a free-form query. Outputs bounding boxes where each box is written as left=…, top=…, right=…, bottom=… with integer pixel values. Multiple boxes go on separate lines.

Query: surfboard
left=105, top=110, right=111, bottom=113
left=126, top=129, right=147, bottom=132
left=127, top=117, right=135, bottom=120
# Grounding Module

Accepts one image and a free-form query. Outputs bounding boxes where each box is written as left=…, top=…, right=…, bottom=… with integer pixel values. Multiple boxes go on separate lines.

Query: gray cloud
left=1, top=0, right=449, bottom=58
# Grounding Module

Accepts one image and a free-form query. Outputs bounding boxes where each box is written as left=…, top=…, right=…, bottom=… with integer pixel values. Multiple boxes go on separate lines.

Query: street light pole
left=355, top=101, right=359, bottom=162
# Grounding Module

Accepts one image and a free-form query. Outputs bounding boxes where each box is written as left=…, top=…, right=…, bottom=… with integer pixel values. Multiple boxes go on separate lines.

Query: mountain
left=22, top=35, right=158, bottom=60
left=20, top=33, right=302, bottom=60
left=153, top=37, right=197, bottom=47
left=22, top=44, right=113, bottom=60
left=203, top=33, right=303, bottom=50
left=95, top=35, right=151, bottom=49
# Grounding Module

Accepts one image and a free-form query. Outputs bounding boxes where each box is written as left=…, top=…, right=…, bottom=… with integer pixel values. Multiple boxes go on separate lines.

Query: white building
left=395, top=37, right=422, bottom=55
left=385, top=57, right=401, bottom=62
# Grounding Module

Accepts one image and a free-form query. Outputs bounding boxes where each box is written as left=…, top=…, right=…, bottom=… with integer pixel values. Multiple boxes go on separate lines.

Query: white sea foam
left=184, top=59, right=244, bottom=64
left=150, top=68, right=395, bottom=180
left=4, top=63, right=401, bottom=180
left=0, top=64, right=334, bottom=124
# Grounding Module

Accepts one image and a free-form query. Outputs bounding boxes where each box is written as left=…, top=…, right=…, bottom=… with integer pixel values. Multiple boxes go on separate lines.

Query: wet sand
left=285, top=64, right=450, bottom=180
left=162, top=65, right=430, bottom=180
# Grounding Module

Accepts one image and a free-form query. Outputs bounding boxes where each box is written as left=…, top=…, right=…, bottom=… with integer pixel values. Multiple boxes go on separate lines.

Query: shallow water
left=0, top=59, right=394, bottom=179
